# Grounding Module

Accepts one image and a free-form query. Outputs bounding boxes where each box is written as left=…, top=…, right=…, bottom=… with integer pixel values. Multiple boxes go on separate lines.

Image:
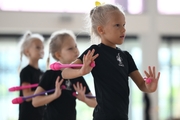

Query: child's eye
left=68, top=48, right=73, bottom=50
left=36, top=46, right=43, bottom=50
left=115, top=24, right=120, bottom=27
left=36, top=46, right=41, bottom=49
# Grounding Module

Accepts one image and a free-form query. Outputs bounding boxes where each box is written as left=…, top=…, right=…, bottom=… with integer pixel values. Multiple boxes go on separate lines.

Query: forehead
left=106, top=10, right=125, bottom=23
left=61, top=36, right=76, bottom=47
left=30, top=38, right=44, bottom=46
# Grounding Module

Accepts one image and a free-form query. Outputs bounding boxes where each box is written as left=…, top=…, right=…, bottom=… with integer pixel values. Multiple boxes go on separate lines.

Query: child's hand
left=144, top=66, right=160, bottom=92
left=53, top=76, right=64, bottom=99
left=73, top=82, right=86, bottom=102
left=80, top=49, right=99, bottom=75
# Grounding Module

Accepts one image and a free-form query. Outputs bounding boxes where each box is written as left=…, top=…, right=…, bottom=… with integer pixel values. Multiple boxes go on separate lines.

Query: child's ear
left=24, top=49, right=30, bottom=57
left=97, top=26, right=104, bottom=35
left=55, top=52, right=61, bottom=60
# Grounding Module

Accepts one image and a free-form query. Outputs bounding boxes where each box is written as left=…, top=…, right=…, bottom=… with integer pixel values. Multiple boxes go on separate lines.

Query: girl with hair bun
left=32, top=29, right=97, bottom=120
left=18, top=31, right=45, bottom=120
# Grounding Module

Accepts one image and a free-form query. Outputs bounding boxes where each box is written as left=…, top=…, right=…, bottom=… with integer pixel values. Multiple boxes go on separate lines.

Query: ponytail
left=17, top=31, right=32, bottom=73
left=46, top=52, right=50, bottom=70
left=18, top=51, right=23, bottom=73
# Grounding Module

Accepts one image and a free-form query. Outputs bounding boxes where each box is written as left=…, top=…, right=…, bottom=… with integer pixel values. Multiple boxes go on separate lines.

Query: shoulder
left=41, top=70, right=62, bottom=83
left=43, top=70, right=62, bottom=77
left=122, top=50, right=129, bottom=55
left=20, top=65, right=30, bottom=75
left=78, top=44, right=99, bottom=60
left=44, top=69, right=55, bottom=74
left=88, top=44, right=100, bottom=54
left=91, top=44, right=99, bottom=48
left=121, top=50, right=136, bottom=63
left=20, top=65, right=30, bottom=71
left=40, top=69, right=44, bottom=74
left=86, top=44, right=99, bottom=51
left=121, top=50, right=132, bottom=57
left=117, top=49, right=134, bottom=60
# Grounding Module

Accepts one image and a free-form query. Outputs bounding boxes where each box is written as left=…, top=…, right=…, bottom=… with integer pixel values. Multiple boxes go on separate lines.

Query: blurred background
left=0, top=0, right=180, bottom=120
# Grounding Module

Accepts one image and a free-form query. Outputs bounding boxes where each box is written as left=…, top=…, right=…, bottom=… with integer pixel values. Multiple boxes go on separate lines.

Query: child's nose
left=122, top=27, right=126, bottom=32
left=75, top=49, right=79, bottom=55
left=40, top=50, right=44, bottom=54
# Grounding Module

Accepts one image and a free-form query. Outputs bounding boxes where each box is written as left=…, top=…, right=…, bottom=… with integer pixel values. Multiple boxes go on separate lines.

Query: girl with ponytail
left=18, top=31, right=45, bottom=120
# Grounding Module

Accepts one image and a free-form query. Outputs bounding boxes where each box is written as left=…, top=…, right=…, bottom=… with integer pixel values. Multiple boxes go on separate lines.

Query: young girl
left=32, top=30, right=97, bottom=120
left=62, top=3, right=161, bottom=120
left=18, top=31, right=45, bottom=120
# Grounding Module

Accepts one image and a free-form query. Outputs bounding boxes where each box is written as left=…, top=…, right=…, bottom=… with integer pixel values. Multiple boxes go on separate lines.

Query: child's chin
left=40, top=55, right=44, bottom=58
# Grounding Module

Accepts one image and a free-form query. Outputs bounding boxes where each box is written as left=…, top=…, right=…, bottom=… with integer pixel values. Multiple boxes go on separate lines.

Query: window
left=0, top=0, right=144, bottom=14
left=158, top=38, right=180, bottom=119
left=158, top=0, right=180, bottom=14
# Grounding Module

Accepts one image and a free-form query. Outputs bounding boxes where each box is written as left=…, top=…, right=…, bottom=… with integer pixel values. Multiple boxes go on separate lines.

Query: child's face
left=100, top=10, right=126, bottom=47
left=57, top=36, right=79, bottom=64
left=27, top=39, right=44, bottom=60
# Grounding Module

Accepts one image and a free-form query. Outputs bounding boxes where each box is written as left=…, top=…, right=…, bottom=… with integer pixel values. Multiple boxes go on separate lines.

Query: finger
left=90, top=49, right=95, bottom=57
left=156, top=72, right=160, bottom=81
left=73, top=84, right=77, bottom=90
left=76, top=82, right=80, bottom=89
left=153, top=66, right=156, bottom=78
left=80, top=83, right=83, bottom=90
left=55, top=76, right=60, bottom=86
left=148, top=66, right=153, bottom=77
left=83, top=51, right=90, bottom=62
left=83, top=86, right=86, bottom=93
left=85, top=49, right=95, bottom=60
left=85, top=50, right=91, bottom=58
left=82, top=55, right=85, bottom=63
left=55, top=77, right=62, bottom=92
left=59, top=78, right=64, bottom=85
left=144, top=70, right=150, bottom=78
left=92, top=54, right=99, bottom=61
left=56, top=76, right=60, bottom=81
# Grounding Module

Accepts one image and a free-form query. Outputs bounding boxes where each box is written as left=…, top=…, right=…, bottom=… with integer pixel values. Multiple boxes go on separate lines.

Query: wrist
left=78, top=69, right=84, bottom=76
left=82, top=97, right=87, bottom=103
left=52, top=93, right=60, bottom=99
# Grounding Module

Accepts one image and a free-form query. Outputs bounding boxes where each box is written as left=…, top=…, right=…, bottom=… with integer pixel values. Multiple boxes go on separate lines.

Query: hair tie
left=95, top=1, right=105, bottom=7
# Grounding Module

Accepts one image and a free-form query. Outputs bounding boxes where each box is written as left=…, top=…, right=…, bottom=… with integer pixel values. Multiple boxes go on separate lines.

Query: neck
left=29, top=60, right=39, bottom=69
left=101, top=41, right=116, bottom=49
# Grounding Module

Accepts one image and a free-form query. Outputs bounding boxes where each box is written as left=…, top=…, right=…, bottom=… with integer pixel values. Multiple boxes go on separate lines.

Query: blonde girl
left=18, top=31, right=45, bottom=120
left=32, top=30, right=97, bottom=120
left=62, top=3, right=160, bottom=120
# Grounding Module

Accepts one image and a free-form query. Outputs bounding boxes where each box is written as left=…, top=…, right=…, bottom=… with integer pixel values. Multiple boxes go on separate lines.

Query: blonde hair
left=86, top=4, right=124, bottom=44
left=18, top=31, right=44, bottom=72
left=46, top=30, right=76, bottom=69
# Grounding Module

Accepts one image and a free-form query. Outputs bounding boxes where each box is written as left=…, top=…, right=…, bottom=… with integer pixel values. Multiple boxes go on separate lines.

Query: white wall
left=0, top=11, right=180, bottom=35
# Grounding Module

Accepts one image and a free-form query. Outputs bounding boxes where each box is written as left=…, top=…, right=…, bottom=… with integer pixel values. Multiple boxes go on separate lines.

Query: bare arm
left=83, top=93, right=97, bottom=108
left=62, top=49, right=99, bottom=79
left=32, top=86, right=57, bottom=107
left=130, top=66, right=160, bottom=93
left=32, top=76, right=64, bottom=107
left=130, top=70, right=149, bottom=92
left=21, top=82, right=35, bottom=102
left=62, top=59, right=83, bottom=79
